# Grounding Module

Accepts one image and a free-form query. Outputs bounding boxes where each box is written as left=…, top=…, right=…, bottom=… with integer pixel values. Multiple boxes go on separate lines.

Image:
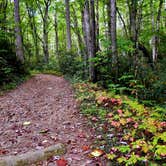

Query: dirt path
left=0, top=74, right=100, bottom=166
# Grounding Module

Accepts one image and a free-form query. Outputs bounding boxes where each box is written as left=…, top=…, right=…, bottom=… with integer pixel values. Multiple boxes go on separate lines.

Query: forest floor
left=0, top=74, right=105, bottom=166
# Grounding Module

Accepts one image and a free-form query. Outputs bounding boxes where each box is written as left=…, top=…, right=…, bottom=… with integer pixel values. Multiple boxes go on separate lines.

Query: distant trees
left=36, top=0, right=51, bottom=63
left=25, top=0, right=40, bottom=62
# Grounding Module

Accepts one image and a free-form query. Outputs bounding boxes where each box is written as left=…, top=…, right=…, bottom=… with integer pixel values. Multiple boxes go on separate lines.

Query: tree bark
left=110, top=0, right=118, bottom=80
left=71, top=5, right=84, bottom=56
left=152, top=0, right=163, bottom=64
left=89, top=0, right=96, bottom=82
left=36, top=0, right=51, bottom=63
left=127, top=0, right=139, bottom=75
left=25, top=2, right=39, bottom=62
left=96, top=0, right=100, bottom=52
left=107, top=0, right=111, bottom=40
left=43, top=0, right=50, bottom=63
left=54, top=12, right=59, bottom=53
left=65, top=0, right=72, bottom=50
left=81, top=5, right=88, bottom=78
left=83, top=0, right=91, bottom=78
left=14, top=0, right=24, bottom=63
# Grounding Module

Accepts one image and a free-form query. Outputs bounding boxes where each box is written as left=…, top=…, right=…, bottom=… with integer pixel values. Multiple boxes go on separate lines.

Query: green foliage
left=73, top=82, right=166, bottom=165
left=30, top=56, right=61, bottom=75
left=58, top=50, right=84, bottom=77
left=0, top=37, right=27, bottom=86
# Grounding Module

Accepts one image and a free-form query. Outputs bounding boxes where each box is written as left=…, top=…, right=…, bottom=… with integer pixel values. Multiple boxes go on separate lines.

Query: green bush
left=58, top=50, right=83, bottom=77
left=0, top=37, right=26, bottom=85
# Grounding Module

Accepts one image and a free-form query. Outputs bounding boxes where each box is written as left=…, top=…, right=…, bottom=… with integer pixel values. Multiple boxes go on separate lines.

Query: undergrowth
left=0, top=74, right=31, bottom=95
left=73, top=82, right=166, bottom=166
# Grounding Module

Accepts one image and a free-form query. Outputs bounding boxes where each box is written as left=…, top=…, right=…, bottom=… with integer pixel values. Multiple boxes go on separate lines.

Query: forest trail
left=0, top=74, right=99, bottom=166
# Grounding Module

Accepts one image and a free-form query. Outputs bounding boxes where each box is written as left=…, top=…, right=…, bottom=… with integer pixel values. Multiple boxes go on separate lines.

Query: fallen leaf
left=56, top=158, right=68, bottom=166
left=50, top=135, right=58, bottom=141
left=0, top=149, right=8, bottom=155
left=90, top=149, right=104, bottom=157
left=23, top=121, right=31, bottom=126
left=82, top=145, right=90, bottom=151
left=42, top=140, right=48, bottom=144
left=78, top=132, right=86, bottom=138
left=39, top=128, right=49, bottom=134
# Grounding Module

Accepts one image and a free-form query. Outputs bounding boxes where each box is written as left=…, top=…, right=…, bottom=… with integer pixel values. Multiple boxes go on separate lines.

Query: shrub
left=58, top=50, right=83, bottom=77
left=0, top=37, right=26, bottom=85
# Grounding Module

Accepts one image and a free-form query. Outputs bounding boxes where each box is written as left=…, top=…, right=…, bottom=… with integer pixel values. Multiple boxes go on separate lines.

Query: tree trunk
left=54, top=12, right=59, bottom=53
left=71, top=5, right=84, bottom=56
left=43, top=1, right=50, bottom=63
left=128, top=0, right=139, bottom=75
left=96, top=0, right=100, bottom=52
left=110, top=0, right=118, bottom=81
left=83, top=0, right=91, bottom=79
left=107, top=0, right=111, bottom=40
left=151, top=0, right=163, bottom=64
left=14, top=0, right=24, bottom=63
left=36, top=0, right=51, bottom=63
left=89, top=0, right=96, bottom=82
left=65, top=0, right=72, bottom=50
left=117, top=7, right=128, bottom=37
left=26, top=2, right=39, bottom=62
left=81, top=6, right=88, bottom=78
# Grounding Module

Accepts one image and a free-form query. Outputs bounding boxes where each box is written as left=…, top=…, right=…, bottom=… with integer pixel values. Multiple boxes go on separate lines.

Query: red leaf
left=0, top=149, right=8, bottom=155
left=56, top=158, right=68, bottom=166
left=82, top=145, right=90, bottom=151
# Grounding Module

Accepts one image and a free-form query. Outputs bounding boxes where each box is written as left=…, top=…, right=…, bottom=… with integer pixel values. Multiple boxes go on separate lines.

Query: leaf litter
left=0, top=74, right=106, bottom=165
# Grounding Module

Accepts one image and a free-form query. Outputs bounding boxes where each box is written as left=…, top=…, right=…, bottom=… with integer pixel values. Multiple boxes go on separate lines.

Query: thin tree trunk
left=154, top=0, right=163, bottom=63
left=83, top=0, right=91, bottom=79
left=26, top=3, right=39, bottom=62
left=117, top=7, right=128, bottom=37
left=110, top=0, right=118, bottom=80
left=36, top=0, right=51, bottom=63
left=65, top=0, right=72, bottom=50
left=96, top=0, right=100, bottom=52
left=82, top=6, right=88, bottom=78
left=14, top=0, right=24, bottom=63
left=54, top=12, right=59, bottom=53
left=128, top=0, right=139, bottom=75
left=71, top=5, right=84, bottom=56
left=43, top=1, right=49, bottom=63
left=107, top=0, right=111, bottom=40
left=89, top=0, right=96, bottom=82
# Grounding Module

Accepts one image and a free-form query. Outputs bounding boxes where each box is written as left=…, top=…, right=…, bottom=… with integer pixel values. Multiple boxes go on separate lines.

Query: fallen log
left=0, top=143, right=66, bottom=166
